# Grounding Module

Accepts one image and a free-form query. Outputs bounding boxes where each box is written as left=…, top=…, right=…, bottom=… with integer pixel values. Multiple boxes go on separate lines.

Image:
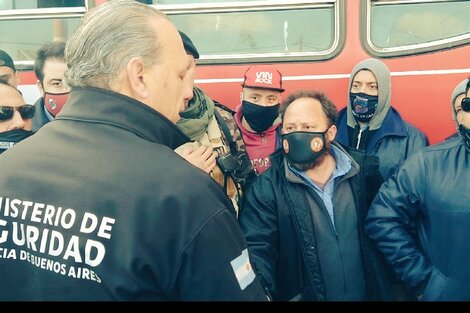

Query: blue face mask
left=350, top=92, right=378, bottom=123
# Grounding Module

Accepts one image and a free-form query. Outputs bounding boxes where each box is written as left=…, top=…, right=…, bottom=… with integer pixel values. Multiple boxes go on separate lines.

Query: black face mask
left=350, top=92, right=379, bottom=123
left=282, top=130, right=328, bottom=170
left=459, top=124, right=470, bottom=152
left=0, top=129, right=34, bottom=154
left=242, top=100, right=280, bottom=133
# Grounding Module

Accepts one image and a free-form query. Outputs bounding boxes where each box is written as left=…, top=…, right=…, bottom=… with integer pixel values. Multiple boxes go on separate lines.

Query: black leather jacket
left=366, top=136, right=470, bottom=301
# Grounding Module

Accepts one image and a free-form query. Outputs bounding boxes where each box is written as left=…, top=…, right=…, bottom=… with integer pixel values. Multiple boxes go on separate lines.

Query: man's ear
left=327, top=124, right=337, bottom=142
left=36, top=80, right=45, bottom=97
left=127, top=57, right=149, bottom=99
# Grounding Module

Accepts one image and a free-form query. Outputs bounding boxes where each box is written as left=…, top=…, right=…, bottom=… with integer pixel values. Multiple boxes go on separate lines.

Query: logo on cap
left=255, top=72, right=273, bottom=85
left=242, top=65, right=285, bottom=92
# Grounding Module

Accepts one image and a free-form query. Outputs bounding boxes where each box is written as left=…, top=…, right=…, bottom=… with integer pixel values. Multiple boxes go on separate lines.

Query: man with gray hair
left=0, top=0, right=267, bottom=301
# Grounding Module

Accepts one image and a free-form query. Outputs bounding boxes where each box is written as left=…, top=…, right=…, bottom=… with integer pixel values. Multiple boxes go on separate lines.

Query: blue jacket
left=337, top=107, right=428, bottom=180
left=366, top=136, right=470, bottom=301
left=240, top=144, right=392, bottom=301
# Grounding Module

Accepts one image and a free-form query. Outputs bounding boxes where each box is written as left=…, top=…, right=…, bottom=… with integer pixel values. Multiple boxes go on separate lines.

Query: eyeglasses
left=461, top=97, right=470, bottom=113
left=0, top=105, right=35, bottom=121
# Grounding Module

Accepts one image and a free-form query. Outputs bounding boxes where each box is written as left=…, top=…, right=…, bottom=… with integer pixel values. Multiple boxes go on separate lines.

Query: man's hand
left=179, top=144, right=218, bottom=174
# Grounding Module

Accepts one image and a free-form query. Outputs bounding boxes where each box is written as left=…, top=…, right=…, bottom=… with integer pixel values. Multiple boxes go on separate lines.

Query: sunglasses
left=461, top=97, right=470, bottom=113
left=0, top=105, right=35, bottom=121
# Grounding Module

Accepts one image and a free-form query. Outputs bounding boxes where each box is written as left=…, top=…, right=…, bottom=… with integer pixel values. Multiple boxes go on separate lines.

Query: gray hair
left=65, top=0, right=167, bottom=89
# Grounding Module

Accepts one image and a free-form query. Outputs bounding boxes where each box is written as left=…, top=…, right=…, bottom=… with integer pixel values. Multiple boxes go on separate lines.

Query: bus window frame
left=362, top=0, right=470, bottom=58
left=0, top=0, right=96, bottom=71
left=154, top=0, right=346, bottom=65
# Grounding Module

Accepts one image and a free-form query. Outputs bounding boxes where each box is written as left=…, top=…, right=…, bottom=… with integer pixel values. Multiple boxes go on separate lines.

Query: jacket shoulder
left=214, top=100, right=236, bottom=115
left=424, top=135, right=462, bottom=153
left=214, top=102, right=254, bottom=180
left=403, top=120, right=427, bottom=139
left=31, top=97, right=50, bottom=132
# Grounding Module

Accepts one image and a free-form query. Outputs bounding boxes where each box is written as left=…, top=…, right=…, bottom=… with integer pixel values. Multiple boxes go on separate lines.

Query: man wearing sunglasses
left=0, top=81, right=35, bottom=153
left=366, top=79, right=470, bottom=301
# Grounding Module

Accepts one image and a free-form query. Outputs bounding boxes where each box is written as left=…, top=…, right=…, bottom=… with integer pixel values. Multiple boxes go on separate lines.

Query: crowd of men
left=0, top=0, right=469, bottom=301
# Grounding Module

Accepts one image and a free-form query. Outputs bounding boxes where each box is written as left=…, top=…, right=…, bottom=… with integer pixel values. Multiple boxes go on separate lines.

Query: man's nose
left=260, top=97, right=271, bottom=106
left=184, top=87, right=194, bottom=103
left=8, top=110, right=25, bottom=130
left=359, top=85, right=368, bottom=93
left=183, top=83, right=194, bottom=102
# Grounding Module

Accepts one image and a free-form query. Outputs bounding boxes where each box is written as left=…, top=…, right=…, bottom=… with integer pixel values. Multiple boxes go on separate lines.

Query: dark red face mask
left=44, top=91, right=69, bottom=117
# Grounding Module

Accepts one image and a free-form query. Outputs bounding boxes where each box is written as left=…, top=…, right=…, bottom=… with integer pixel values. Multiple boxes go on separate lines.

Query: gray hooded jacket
left=336, top=58, right=428, bottom=180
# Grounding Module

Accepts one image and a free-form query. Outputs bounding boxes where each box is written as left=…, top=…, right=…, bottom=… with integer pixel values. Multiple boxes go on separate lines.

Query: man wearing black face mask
left=239, top=90, right=392, bottom=301
left=31, top=41, right=70, bottom=131
left=336, top=58, right=428, bottom=180
left=366, top=77, right=470, bottom=301
left=0, top=81, right=35, bottom=154
left=234, top=65, right=285, bottom=175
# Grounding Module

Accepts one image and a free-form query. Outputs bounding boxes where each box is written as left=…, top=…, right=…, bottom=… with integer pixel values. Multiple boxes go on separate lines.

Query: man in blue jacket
left=240, top=90, right=392, bottom=301
left=0, top=0, right=267, bottom=301
left=366, top=77, right=470, bottom=301
left=336, top=58, right=428, bottom=180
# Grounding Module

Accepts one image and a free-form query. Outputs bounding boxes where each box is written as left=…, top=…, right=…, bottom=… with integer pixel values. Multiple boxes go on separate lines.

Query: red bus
left=2, top=0, right=470, bottom=143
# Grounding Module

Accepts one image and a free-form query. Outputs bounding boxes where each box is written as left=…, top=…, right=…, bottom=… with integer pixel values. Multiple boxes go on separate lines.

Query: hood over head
left=451, top=78, right=469, bottom=131
left=347, top=58, right=391, bottom=131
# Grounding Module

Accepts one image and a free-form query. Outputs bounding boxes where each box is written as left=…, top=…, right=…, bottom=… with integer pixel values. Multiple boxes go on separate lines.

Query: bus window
left=0, top=18, right=80, bottom=64
left=364, top=0, right=470, bottom=57
left=0, top=0, right=85, bottom=10
left=0, top=1, right=90, bottom=69
left=154, top=0, right=255, bottom=3
left=38, top=1, right=85, bottom=8
left=155, top=0, right=343, bottom=64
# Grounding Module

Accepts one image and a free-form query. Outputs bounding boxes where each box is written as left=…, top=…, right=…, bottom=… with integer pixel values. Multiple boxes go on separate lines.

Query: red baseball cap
left=242, top=65, right=285, bottom=92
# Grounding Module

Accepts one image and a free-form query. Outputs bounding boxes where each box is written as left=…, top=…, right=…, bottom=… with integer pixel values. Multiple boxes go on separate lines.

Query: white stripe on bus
left=17, top=67, right=470, bottom=99
left=195, top=68, right=470, bottom=84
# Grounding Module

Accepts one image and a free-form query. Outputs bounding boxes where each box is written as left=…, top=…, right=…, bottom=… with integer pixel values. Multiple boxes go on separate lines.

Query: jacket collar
left=337, top=107, right=407, bottom=150
left=56, top=87, right=190, bottom=149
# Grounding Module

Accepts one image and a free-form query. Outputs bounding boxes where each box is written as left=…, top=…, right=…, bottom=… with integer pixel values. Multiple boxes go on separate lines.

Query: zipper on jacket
left=356, top=128, right=363, bottom=149
left=308, top=188, right=338, bottom=237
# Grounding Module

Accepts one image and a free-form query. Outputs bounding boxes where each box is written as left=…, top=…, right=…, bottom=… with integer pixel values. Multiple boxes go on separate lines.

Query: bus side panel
left=194, top=0, right=470, bottom=144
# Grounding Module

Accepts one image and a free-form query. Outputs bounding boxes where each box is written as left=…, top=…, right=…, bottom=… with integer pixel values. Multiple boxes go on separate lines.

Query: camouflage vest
left=211, top=102, right=255, bottom=215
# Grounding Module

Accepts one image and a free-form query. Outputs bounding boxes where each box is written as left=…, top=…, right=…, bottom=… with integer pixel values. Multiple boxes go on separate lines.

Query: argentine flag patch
left=230, top=249, right=256, bottom=290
